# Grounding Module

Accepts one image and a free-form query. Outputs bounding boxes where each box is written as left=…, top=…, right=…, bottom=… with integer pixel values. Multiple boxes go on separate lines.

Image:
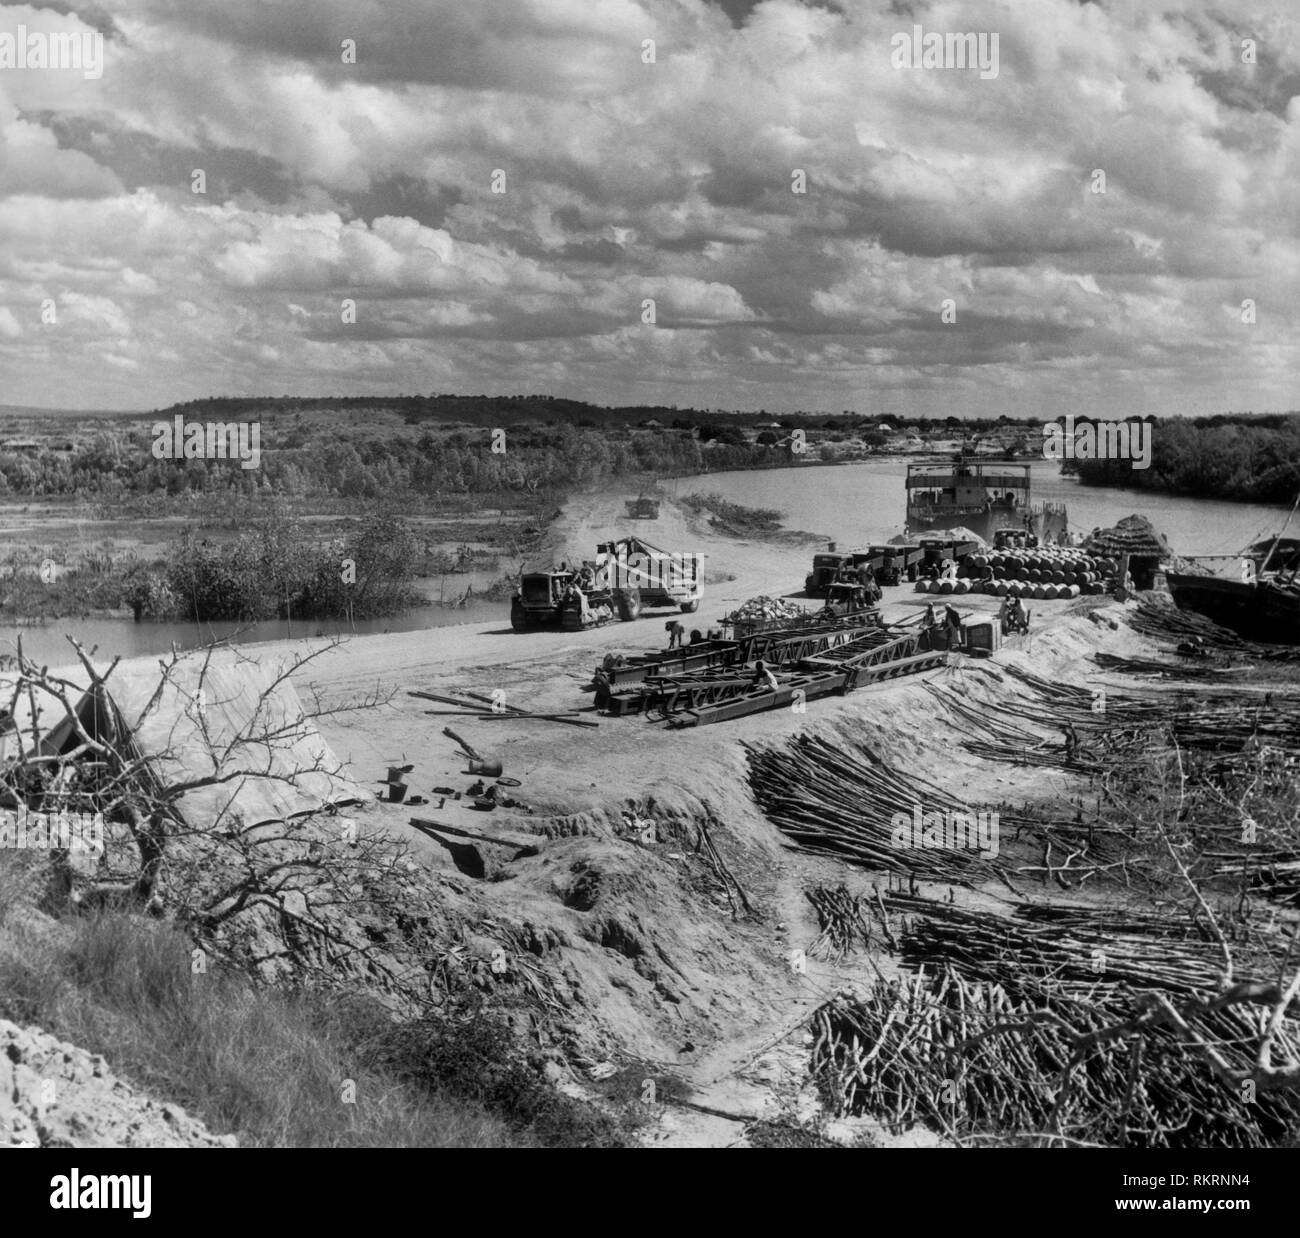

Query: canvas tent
left=0, top=651, right=363, bottom=828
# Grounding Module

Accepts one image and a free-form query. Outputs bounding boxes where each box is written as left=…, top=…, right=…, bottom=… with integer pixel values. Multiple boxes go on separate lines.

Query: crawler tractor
left=509, top=562, right=641, bottom=632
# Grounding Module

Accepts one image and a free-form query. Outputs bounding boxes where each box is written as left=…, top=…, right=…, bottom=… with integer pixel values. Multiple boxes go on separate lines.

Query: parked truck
left=806, top=547, right=885, bottom=595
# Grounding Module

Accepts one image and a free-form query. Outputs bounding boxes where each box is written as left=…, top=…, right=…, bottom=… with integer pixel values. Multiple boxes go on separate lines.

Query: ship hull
left=1166, top=573, right=1300, bottom=645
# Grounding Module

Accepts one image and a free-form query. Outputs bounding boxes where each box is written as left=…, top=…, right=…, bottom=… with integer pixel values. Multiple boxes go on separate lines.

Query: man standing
left=943, top=605, right=963, bottom=649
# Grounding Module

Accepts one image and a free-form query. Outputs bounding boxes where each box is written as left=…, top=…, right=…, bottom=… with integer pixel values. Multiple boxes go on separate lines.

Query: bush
left=0, top=899, right=529, bottom=1147
left=165, top=516, right=426, bottom=622
left=372, top=1008, right=632, bottom=1148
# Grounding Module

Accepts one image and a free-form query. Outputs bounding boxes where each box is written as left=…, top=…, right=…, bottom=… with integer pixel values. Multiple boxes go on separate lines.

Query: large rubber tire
left=680, top=599, right=699, bottom=614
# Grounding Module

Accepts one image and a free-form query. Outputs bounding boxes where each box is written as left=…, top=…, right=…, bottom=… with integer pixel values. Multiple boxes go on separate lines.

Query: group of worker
left=833, top=558, right=883, bottom=602
left=923, top=602, right=965, bottom=648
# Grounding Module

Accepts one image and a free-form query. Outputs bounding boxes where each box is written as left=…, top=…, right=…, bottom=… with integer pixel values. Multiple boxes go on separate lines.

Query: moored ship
left=1166, top=499, right=1300, bottom=644
left=905, top=456, right=1068, bottom=544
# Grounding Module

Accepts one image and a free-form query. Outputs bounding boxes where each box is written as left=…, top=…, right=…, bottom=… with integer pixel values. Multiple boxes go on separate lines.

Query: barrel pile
left=916, top=546, right=1117, bottom=599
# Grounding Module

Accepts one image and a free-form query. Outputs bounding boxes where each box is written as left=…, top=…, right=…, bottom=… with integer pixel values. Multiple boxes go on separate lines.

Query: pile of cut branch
left=812, top=894, right=1300, bottom=1147
left=806, top=883, right=872, bottom=961
left=744, top=735, right=998, bottom=882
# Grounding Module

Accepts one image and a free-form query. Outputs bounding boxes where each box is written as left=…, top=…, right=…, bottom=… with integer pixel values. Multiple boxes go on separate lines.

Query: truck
left=596, top=535, right=703, bottom=614
left=624, top=495, right=661, bottom=520
left=806, top=549, right=881, bottom=596
left=509, top=534, right=703, bottom=632
left=865, top=543, right=920, bottom=586
left=916, top=535, right=982, bottom=579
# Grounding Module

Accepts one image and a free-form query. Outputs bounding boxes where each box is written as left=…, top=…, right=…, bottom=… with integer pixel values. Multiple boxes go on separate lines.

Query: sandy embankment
left=239, top=487, right=1171, bottom=1143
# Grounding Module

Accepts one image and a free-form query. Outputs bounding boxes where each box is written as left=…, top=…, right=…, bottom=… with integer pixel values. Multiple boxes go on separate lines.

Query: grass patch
left=0, top=886, right=619, bottom=1147
left=369, top=1009, right=636, bottom=1147
left=679, top=492, right=823, bottom=542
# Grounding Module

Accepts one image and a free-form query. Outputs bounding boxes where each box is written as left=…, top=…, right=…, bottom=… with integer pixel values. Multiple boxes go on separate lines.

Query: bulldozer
left=510, top=560, right=641, bottom=632
left=820, top=578, right=881, bottom=619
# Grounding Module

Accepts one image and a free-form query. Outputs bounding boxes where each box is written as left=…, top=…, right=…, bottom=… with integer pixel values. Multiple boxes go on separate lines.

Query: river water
left=4, top=578, right=506, bottom=667
left=8, top=460, right=1287, bottom=665
left=671, top=459, right=1287, bottom=558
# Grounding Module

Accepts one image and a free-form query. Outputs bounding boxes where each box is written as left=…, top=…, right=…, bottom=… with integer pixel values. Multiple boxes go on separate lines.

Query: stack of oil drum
left=915, top=547, right=1118, bottom=599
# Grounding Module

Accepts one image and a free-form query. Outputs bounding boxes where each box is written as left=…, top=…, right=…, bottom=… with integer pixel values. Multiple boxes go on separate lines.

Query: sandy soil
left=245, top=488, right=1168, bottom=1146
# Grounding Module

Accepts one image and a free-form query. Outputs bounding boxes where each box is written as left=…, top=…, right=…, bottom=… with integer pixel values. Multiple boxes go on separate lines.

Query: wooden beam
left=408, top=816, right=542, bottom=855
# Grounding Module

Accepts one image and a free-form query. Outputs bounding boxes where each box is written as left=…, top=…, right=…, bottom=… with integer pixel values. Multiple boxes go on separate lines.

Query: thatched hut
left=1085, top=515, right=1171, bottom=589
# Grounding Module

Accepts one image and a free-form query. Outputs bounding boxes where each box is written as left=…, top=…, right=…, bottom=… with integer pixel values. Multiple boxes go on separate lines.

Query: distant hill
left=0, top=404, right=144, bottom=419
left=155, top=394, right=747, bottom=429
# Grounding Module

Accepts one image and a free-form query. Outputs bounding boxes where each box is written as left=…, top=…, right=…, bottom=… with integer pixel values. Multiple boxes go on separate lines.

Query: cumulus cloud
left=0, top=0, right=1295, bottom=412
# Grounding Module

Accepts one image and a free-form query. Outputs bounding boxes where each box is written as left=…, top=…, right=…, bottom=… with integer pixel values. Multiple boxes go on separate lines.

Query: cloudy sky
left=0, top=0, right=1296, bottom=416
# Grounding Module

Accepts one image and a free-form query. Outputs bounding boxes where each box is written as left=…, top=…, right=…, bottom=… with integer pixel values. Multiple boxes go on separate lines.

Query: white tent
left=0, top=651, right=362, bottom=828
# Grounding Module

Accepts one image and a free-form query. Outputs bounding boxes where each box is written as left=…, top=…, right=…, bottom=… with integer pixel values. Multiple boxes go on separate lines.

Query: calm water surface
left=10, top=461, right=1288, bottom=664
left=672, top=460, right=1287, bottom=558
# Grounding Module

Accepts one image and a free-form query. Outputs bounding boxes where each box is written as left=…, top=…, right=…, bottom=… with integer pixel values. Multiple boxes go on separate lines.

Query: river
left=4, top=578, right=506, bottom=667
left=671, top=459, right=1287, bottom=557
left=7, top=460, right=1288, bottom=665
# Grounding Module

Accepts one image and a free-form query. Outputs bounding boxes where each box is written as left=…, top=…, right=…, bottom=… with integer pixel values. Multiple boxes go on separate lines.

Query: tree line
left=1071, top=415, right=1300, bottom=505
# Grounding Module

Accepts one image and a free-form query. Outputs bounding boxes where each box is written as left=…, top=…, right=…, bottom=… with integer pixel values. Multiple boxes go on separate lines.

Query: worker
left=751, top=659, right=779, bottom=692
left=566, top=581, right=592, bottom=624
left=998, top=596, right=1011, bottom=635
left=943, top=605, right=963, bottom=648
left=859, top=563, right=881, bottom=600
left=665, top=620, right=685, bottom=649
left=1006, top=596, right=1030, bottom=634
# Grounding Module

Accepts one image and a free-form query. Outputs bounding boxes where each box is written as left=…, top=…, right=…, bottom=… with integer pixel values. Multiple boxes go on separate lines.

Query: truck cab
left=805, top=552, right=844, bottom=596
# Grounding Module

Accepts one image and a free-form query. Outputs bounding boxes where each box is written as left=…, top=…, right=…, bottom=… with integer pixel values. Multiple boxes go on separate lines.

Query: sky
left=0, top=0, right=1296, bottom=416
